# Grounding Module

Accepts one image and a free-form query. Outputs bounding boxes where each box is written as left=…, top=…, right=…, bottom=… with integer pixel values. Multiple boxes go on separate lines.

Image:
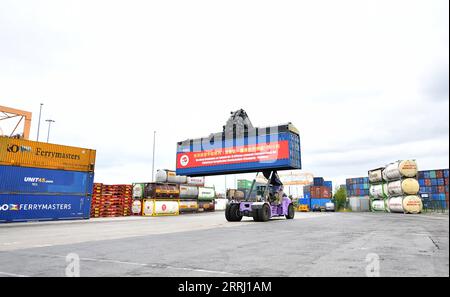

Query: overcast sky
left=1, top=0, right=448, bottom=193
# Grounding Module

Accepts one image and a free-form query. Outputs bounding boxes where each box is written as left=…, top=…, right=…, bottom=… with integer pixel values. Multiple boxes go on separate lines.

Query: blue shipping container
left=298, top=198, right=310, bottom=206
left=313, top=177, right=324, bottom=186
left=0, top=165, right=94, bottom=195
left=0, top=194, right=91, bottom=223
left=176, top=131, right=301, bottom=176
left=324, top=180, right=333, bottom=189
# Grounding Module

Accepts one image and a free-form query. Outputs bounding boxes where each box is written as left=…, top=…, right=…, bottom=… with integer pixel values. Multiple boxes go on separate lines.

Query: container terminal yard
left=0, top=0, right=449, bottom=281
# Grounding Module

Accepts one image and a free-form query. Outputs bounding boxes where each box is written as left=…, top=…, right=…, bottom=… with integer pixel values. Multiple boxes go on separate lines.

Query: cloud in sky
left=1, top=0, right=448, bottom=192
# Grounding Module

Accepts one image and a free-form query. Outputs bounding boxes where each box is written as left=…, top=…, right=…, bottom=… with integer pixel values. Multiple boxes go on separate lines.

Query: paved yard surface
left=0, top=212, right=448, bottom=277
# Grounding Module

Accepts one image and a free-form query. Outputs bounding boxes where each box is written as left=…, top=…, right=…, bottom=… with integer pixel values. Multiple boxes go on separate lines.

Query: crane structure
left=0, top=105, right=32, bottom=140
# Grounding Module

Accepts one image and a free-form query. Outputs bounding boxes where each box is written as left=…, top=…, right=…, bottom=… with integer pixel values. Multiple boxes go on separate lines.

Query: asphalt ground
left=0, top=211, right=448, bottom=277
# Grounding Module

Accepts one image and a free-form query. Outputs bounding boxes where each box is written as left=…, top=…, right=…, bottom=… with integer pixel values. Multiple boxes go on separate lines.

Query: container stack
left=299, top=177, right=332, bottom=211
left=418, top=169, right=449, bottom=209
left=369, top=160, right=422, bottom=214
left=0, top=137, right=96, bottom=223
left=131, top=169, right=213, bottom=216
left=346, top=177, right=370, bottom=197
left=90, top=184, right=133, bottom=217
left=368, top=167, right=388, bottom=212
left=346, top=177, right=370, bottom=212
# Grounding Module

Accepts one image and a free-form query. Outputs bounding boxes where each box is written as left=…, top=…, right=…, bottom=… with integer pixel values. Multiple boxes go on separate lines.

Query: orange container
left=0, top=137, right=96, bottom=172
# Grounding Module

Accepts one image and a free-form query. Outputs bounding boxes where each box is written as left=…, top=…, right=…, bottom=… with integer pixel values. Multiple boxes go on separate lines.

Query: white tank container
left=179, top=185, right=199, bottom=199
left=133, top=183, right=145, bottom=198
left=131, top=200, right=142, bottom=215
left=142, top=199, right=179, bottom=216
left=214, top=198, right=228, bottom=211
left=369, top=184, right=387, bottom=198
left=371, top=199, right=386, bottom=212
left=187, top=176, right=205, bottom=186
left=402, top=195, right=423, bottom=214
left=368, top=169, right=384, bottom=183
left=383, top=160, right=418, bottom=181
left=198, top=187, right=215, bottom=200
left=155, top=169, right=188, bottom=184
left=387, top=178, right=420, bottom=196
left=388, top=197, right=404, bottom=213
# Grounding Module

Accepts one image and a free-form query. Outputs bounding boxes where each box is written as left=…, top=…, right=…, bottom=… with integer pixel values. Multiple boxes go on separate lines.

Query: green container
left=430, top=170, right=436, bottom=179
left=237, top=179, right=253, bottom=189
left=132, top=183, right=146, bottom=198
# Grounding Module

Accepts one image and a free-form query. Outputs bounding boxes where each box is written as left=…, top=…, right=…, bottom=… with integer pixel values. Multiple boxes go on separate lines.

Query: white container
left=388, top=197, right=404, bottom=213
left=368, top=169, right=384, bottom=183
left=371, top=199, right=386, bottom=212
left=179, top=185, right=199, bottom=199
left=131, top=200, right=142, bottom=215
left=198, top=187, right=215, bottom=200
left=142, top=199, right=179, bottom=216
left=187, top=176, right=205, bottom=186
left=402, top=195, right=423, bottom=214
left=383, top=160, right=418, bottom=181
left=179, top=200, right=198, bottom=212
left=387, top=178, right=420, bottom=196
left=369, top=184, right=387, bottom=198
left=155, top=169, right=188, bottom=184
left=133, top=183, right=145, bottom=198
left=214, top=198, right=228, bottom=211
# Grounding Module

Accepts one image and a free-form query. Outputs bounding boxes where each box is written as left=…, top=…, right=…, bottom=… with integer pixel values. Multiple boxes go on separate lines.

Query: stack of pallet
left=90, top=184, right=133, bottom=218
left=90, top=183, right=103, bottom=218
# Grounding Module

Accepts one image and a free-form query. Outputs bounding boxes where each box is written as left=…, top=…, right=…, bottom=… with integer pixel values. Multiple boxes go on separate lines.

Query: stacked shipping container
left=346, top=177, right=370, bottom=197
left=0, top=137, right=96, bottom=223
left=131, top=169, right=214, bottom=216
left=418, top=169, right=449, bottom=209
left=299, top=177, right=332, bottom=210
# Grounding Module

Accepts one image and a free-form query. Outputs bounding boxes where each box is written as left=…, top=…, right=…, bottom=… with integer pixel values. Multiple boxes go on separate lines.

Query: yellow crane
left=0, top=105, right=32, bottom=140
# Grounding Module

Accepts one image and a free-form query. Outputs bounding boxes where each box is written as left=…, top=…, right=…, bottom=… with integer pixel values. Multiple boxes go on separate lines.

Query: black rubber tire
left=225, top=204, right=242, bottom=222
left=253, top=208, right=261, bottom=222
left=258, top=204, right=271, bottom=222
left=286, top=203, right=295, bottom=219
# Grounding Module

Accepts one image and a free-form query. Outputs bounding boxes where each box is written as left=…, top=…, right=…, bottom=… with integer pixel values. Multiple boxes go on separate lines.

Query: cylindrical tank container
left=155, top=169, right=187, bottom=184
left=214, top=198, right=228, bottom=211
left=142, top=199, right=179, bottom=216
left=368, top=168, right=384, bottom=183
left=387, top=178, right=420, bottom=196
left=383, top=160, right=418, bottom=181
left=388, top=197, right=404, bottom=213
left=198, top=187, right=215, bottom=201
left=131, top=199, right=142, bottom=215
left=132, top=183, right=145, bottom=198
left=198, top=200, right=215, bottom=212
left=226, top=189, right=245, bottom=200
left=144, top=183, right=180, bottom=198
left=179, top=185, right=199, bottom=199
left=371, top=199, right=387, bottom=212
left=369, top=184, right=387, bottom=199
left=402, top=195, right=423, bottom=214
left=187, top=176, right=205, bottom=186
left=179, top=200, right=198, bottom=213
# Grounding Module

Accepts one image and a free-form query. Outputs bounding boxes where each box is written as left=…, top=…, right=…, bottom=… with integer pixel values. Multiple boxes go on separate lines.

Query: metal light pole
left=45, top=119, right=55, bottom=143
left=151, top=131, right=156, bottom=182
left=36, top=103, right=43, bottom=141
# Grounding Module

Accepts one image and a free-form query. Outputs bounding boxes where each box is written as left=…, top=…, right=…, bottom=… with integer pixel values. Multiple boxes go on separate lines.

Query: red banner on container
left=176, top=141, right=289, bottom=169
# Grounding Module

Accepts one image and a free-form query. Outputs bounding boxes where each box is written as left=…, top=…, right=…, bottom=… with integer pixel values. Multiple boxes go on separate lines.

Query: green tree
left=333, top=187, right=347, bottom=211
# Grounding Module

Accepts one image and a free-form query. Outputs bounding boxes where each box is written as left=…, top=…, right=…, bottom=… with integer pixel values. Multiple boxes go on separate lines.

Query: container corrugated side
left=0, top=165, right=94, bottom=195
left=0, top=194, right=91, bottom=223
left=0, top=138, right=96, bottom=172
left=176, top=131, right=301, bottom=176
